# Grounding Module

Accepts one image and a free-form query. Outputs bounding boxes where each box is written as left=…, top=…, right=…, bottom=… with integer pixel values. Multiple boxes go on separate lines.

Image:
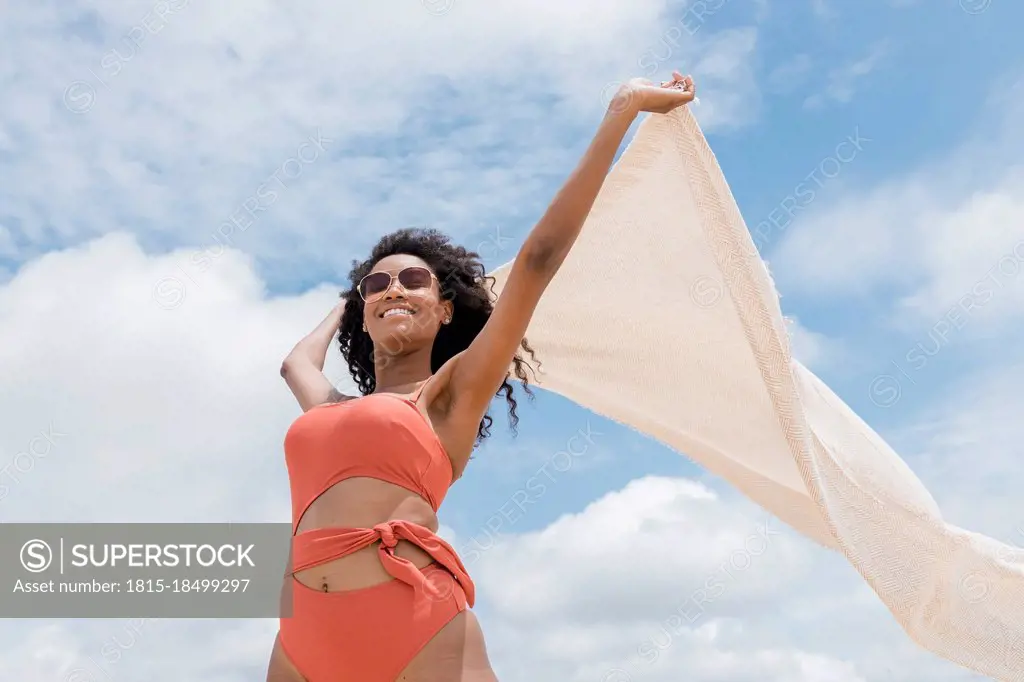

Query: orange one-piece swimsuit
left=278, top=383, right=474, bottom=681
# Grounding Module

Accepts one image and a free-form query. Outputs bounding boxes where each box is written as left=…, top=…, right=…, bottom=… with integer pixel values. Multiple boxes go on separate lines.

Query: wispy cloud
left=766, top=53, right=814, bottom=93
left=3, top=2, right=1022, bottom=681
left=772, top=77, right=1024, bottom=334
left=1, top=0, right=764, bottom=294
left=804, top=43, right=889, bottom=109
left=810, top=0, right=835, bottom=20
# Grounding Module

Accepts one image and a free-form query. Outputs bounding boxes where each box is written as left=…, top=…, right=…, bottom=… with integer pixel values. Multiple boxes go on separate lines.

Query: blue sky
left=1, top=1, right=1022, bottom=680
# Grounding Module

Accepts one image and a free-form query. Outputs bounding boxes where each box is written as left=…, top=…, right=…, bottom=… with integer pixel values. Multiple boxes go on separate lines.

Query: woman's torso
left=293, top=478, right=440, bottom=591
left=285, top=388, right=461, bottom=592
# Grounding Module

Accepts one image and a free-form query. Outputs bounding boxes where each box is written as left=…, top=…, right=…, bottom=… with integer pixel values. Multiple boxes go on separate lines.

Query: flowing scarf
left=490, top=107, right=1024, bottom=681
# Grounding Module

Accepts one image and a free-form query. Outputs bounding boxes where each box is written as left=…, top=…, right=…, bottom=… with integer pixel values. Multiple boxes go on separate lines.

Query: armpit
left=324, top=387, right=351, bottom=404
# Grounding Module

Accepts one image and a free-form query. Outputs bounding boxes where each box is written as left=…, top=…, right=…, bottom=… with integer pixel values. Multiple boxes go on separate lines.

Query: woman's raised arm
left=447, top=73, right=697, bottom=419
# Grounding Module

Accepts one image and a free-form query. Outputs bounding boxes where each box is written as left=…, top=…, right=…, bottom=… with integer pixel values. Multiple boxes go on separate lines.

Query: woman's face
left=360, top=254, right=451, bottom=351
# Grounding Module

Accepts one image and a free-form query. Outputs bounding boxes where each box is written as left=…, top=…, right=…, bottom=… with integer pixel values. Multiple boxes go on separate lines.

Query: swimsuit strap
left=409, top=378, right=431, bottom=404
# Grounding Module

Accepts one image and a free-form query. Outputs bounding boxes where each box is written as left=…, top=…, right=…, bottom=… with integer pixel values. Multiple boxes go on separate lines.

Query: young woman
left=268, top=71, right=697, bottom=682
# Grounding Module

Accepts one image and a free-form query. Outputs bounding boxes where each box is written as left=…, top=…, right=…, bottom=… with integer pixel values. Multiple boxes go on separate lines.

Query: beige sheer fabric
left=490, top=108, right=1024, bottom=680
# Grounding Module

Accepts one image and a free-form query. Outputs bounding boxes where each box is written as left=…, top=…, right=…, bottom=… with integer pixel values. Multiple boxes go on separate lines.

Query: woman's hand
left=281, top=298, right=351, bottom=411
left=610, top=71, right=696, bottom=116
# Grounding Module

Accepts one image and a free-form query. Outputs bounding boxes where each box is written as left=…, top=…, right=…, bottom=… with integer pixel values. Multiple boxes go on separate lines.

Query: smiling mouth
left=381, top=307, right=415, bottom=319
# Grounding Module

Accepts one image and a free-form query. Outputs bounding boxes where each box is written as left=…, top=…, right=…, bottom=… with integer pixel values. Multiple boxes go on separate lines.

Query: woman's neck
left=372, top=346, right=433, bottom=392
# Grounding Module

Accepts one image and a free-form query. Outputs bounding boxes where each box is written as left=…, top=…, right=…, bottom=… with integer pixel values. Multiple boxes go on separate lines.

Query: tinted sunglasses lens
left=359, top=272, right=392, bottom=300
left=398, top=267, right=433, bottom=290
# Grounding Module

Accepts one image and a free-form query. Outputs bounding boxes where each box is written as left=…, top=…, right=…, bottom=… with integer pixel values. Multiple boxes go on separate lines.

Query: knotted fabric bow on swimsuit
left=292, top=520, right=475, bottom=618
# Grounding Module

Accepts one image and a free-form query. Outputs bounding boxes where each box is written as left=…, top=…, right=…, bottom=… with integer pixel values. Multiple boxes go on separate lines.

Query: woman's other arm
left=280, top=300, right=349, bottom=411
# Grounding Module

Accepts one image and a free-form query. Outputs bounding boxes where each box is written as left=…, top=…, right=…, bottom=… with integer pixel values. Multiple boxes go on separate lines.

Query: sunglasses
left=357, top=266, right=437, bottom=303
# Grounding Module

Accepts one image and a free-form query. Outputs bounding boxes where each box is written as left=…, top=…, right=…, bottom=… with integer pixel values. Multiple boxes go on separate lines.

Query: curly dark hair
left=337, top=227, right=539, bottom=445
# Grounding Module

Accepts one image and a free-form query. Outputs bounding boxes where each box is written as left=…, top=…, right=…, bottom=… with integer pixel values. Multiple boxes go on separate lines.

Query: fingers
left=661, top=73, right=694, bottom=92
left=659, top=84, right=697, bottom=112
left=677, top=75, right=696, bottom=98
left=645, top=70, right=697, bottom=113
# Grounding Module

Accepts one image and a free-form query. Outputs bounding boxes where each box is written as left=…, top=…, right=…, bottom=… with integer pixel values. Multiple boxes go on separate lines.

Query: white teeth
left=382, top=308, right=413, bottom=318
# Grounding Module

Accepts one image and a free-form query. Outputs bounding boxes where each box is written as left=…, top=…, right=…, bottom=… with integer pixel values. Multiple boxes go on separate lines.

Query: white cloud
left=473, top=477, right=810, bottom=626
left=803, top=43, right=889, bottom=109
left=0, top=232, right=328, bottom=523
left=886, top=360, right=1024, bottom=543
left=4, top=4, right=1019, bottom=681
left=786, top=317, right=849, bottom=372
left=0, top=236, right=1012, bottom=680
left=0, top=233, right=348, bottom=680
left=686, top=28, right=763, bottom=131
left=766, top=53, right=814, bottom=94
left=0, top=618, right=280, bottom=681
left=0, top=0, right=762, bottom=286
left=772, top=74, right=1024, bottom=336
left=466, top=474, right=998, bottom=681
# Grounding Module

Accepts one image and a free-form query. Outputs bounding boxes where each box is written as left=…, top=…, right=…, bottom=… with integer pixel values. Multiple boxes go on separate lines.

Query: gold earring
left=362, top=322, right=367, bottom=332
